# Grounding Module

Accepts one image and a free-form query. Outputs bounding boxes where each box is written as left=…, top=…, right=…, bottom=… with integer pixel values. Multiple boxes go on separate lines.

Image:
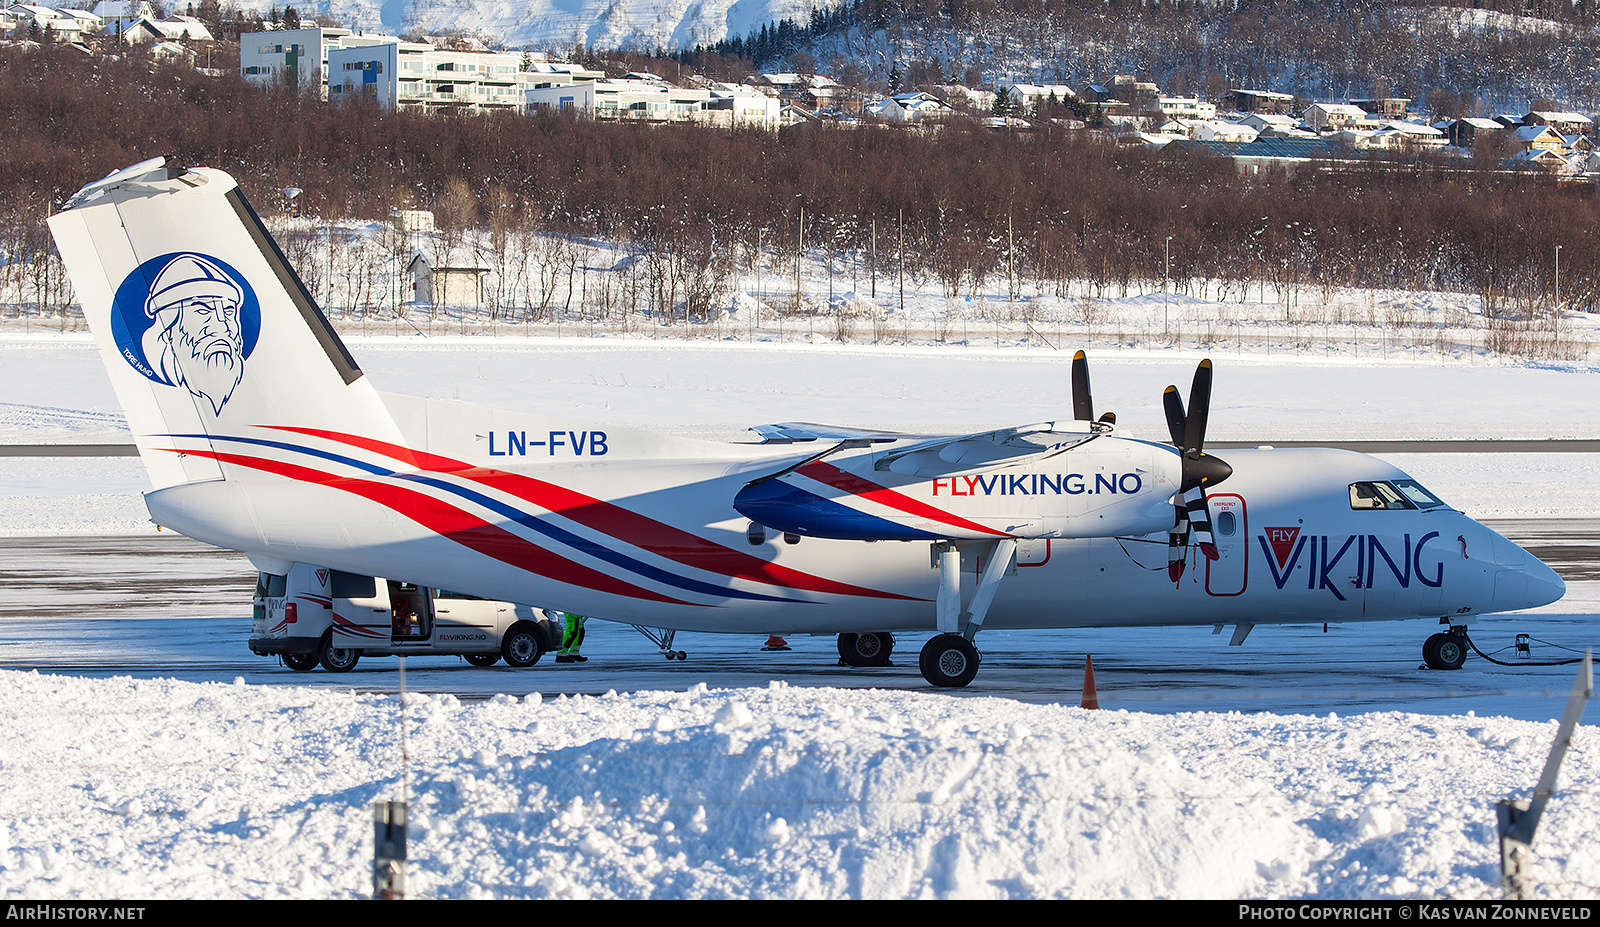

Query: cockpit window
left=1349, top=480, right=1449, bottom=511
left=1390, top=479, right=1448, bottom=509
left=1349, top=481, right=1414, bottom=510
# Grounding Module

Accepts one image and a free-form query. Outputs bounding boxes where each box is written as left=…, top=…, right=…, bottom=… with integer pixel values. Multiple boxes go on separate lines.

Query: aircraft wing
left=750, top=420, right=1098, bottom=475
left=750, top=422, right=939, bottom=444
left=873, top=422, right=1094, bottom=476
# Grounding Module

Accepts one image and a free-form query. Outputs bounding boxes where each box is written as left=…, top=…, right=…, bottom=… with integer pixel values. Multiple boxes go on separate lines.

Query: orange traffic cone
left=1080, top=654, right=1099, bottom=710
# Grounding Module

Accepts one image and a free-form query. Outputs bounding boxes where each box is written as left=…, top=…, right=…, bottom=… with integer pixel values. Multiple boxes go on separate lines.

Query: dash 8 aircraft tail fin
left=48, top=158, right=406, bottom=490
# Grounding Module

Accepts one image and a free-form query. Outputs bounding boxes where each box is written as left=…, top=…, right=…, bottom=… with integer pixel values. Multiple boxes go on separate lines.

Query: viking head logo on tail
left=111, top=252, right=261, bottom=416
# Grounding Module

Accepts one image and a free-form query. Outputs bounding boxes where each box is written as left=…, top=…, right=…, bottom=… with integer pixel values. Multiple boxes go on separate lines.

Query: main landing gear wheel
left=282, top=652, right=318, bottom=672
left=1423, top=632, right=1469, bottom=670
left=318, top=635, right=361, bottom=673
left=838, top=631, right=895, bottom=667
left=464, top=653, right=500, bottom=667
left=919, top=634, right=980, bottom=688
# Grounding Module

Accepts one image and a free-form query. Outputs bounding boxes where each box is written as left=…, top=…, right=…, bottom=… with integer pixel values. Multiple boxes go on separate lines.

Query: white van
left=250, top=564, right=559, bottom=672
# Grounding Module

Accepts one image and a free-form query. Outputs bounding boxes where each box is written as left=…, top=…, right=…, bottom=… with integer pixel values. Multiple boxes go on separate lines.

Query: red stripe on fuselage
left=163, top=448, right=696, bottom=606
left=262, top=426, right=924, bottom=602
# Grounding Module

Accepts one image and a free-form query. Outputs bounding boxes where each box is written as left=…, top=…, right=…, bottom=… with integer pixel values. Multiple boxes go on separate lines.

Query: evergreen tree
left=992, top=85, right=1012, bottom=116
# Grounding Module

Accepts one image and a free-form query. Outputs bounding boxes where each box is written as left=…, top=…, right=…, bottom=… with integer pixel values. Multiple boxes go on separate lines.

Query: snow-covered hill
left=272, top=0, right=812, bottom=51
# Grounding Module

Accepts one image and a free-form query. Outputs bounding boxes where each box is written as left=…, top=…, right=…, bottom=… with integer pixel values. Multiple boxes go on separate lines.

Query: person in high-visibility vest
left=555, top=611, right=588, bottom=663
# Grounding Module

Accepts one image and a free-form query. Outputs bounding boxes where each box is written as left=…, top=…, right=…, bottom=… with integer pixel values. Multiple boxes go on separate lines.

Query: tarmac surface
left=0, top=523, right=1594, bottom=722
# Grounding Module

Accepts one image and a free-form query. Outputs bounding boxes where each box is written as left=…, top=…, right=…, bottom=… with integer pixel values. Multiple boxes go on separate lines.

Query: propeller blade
left=1072, top=350, right=1093, bottom=422
left=1167, top=500, right=1189, bottom=582
left=1183, top=358, right=1212, bottom=456
left=1174, top=359, right=1233, bottom=493
left=1164, top=361, right=1227, bottom=581
left=1185, top=488, right=1220, bottom=561
left=1162, top=385, right=1185, bottom=448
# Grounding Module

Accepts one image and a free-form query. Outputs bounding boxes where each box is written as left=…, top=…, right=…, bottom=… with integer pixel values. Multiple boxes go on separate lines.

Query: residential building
left=876, top=91, right=951, bottom=123
left=1444, top=117, right=1504, bottom=149
left=1302, top=102, right=1368, bottom=132
left=701, top=83, right=783, bottom=129
left=1227, top=89, right=1295, bottom=115
left=7, top=4, right=89, bottom=40
left=241, top=27, right=394, bottom=96
left=332, top=42, right=531, bottom=113
left=1513, top=124, right=1566, bottom=153
left=1350, top=98, right=1411, bottom=118
left=523, top=59, right=604, bottom=88
left=1155, top=96, right=1217, bottom=120
left=1523, top=111, right=1592, bottom=135
left=525, top=76, right=713, bottom=122
left=1003, top=83, right=1077, bottom=112
left=1241, top=112, right=1313, bottom=138
left=89, top=0, right=148, bottom=32
left=1106, top=74, right=1161, bottom=112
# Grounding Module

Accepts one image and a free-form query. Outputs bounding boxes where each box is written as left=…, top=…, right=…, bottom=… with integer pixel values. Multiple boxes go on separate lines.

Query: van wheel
left=319, top=633, right=360, bottom=673
left=283, top=653, right=318, bottom=672
left=502, top=624, right=544, bottom=668
left=464, top=653, right=499, bottom=667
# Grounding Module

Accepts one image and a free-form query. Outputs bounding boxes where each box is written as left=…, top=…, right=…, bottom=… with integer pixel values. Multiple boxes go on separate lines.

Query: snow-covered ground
left=0, top=333, right=1597, bottom=899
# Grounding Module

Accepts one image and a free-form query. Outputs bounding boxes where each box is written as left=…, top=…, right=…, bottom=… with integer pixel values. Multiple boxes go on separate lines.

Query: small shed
left=407, top=249, right=490, bottom=309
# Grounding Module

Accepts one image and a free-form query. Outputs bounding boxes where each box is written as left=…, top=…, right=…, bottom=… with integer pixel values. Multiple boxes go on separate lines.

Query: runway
left=0, top=525, right=1594, bottom=721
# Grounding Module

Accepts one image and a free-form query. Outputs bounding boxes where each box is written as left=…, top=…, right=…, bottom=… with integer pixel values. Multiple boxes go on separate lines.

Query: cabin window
left=1215, top=511, right=1237, bottom=537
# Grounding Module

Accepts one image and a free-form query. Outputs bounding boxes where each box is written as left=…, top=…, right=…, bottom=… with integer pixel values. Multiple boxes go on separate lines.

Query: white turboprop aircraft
left=48, top=158, right=1566, bottom=686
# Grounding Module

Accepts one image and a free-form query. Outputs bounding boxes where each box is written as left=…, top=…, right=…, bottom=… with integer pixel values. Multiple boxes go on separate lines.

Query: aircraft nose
left=1488, top=533, right=1566, bottom=612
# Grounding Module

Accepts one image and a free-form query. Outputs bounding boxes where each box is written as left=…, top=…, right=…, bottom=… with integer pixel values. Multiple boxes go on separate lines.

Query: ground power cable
left=1467, top=633, right=1589, bottom=668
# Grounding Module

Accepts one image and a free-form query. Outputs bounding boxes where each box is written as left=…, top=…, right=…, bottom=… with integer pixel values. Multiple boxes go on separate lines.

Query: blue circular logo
left=109, top=253, right=261, bottom=414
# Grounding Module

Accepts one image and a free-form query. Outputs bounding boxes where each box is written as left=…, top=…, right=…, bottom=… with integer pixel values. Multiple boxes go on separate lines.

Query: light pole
left=795, top=194, right=804, bottom=318
left=1163, top=235, right=1173, bottom=337
left=1554, top=243, right=1562, bottom=353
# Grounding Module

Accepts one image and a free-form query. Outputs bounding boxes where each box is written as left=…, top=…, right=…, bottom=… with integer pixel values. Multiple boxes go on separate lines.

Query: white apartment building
left=525, top=76, right=714, bottom=123
left=1155, top=96, right=1217, bottom=120
left=241, top=28, right=394, bottom=96
left=523, top=59, right=605, bottom=88
left=700, top=83, right=782, bottom=129
left=328, top=40, right=535, bottom=113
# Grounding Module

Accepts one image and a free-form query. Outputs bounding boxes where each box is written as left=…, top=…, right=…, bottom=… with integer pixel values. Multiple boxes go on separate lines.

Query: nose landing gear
left=1423, top=629, right=1470, bottom=670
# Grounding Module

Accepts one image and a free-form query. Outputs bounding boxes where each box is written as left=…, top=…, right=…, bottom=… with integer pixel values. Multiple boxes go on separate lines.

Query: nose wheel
left=919, top=634, right=980, bottom=688
left=1423, top=631, right=1469, bottom=670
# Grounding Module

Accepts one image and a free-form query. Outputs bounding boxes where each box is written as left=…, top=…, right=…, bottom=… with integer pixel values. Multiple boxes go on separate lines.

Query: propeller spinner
left=1162, top=359, right=1233, bottom=582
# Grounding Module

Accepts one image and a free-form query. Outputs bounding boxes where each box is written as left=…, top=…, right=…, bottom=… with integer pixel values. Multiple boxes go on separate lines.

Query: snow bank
left=0, top=671, right=1592, bottom=899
